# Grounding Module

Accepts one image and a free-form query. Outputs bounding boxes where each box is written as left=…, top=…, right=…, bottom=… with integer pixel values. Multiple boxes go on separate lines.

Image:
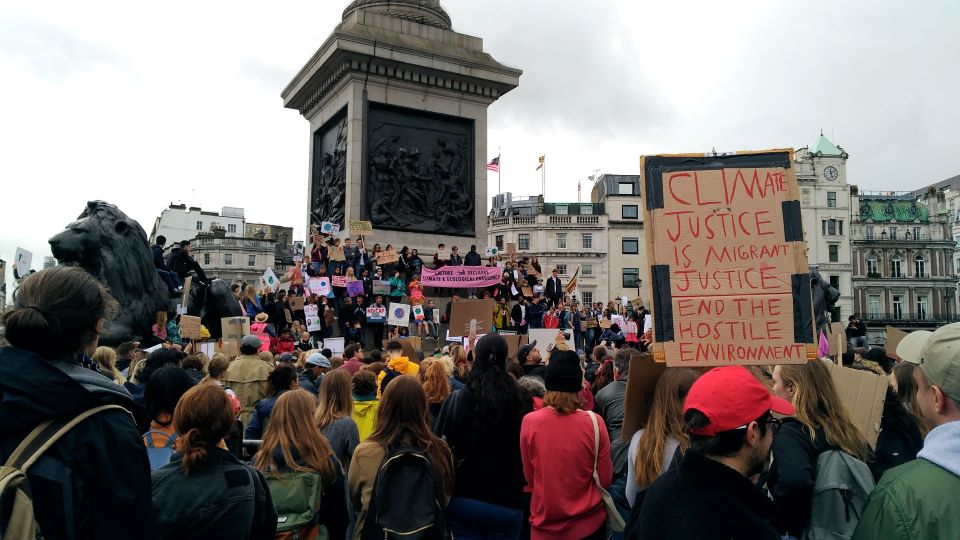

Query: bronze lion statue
left=49, top=201, right=241, bottom=344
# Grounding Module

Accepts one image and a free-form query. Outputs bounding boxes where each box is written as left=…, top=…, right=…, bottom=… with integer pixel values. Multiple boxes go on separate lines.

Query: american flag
left=487, top=156, right=500, bottom=173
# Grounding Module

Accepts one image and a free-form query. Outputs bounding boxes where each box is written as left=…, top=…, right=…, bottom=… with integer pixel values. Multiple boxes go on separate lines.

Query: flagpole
left=498, top=147, right=502, bottom=195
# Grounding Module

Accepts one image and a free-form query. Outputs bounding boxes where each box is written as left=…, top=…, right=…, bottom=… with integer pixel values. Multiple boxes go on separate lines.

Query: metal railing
left=865, top=312, right=960, bottom=323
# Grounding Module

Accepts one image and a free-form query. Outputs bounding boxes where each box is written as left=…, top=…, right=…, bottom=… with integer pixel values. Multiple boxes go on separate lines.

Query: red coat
left=275, top=337, right=296, bottom=354
left=542, top=313, right=559, bottom=329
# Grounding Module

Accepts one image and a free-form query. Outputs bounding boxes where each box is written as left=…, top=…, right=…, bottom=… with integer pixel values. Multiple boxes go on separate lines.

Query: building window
left=248, top=255, right=256, bottom=267
left=196, top=220, right=203, bottom=231
left=228, top=224, right=237, bottom=234
left=867, top=294, right=881, bottom=318
left=555, top=205, right=568, bottom=215
left=827, top=192, right=836, bottom=208
left=518, top=233, right=530, bottom=250
left=866, top=225, right=874, bottom=240
left=891, top=256, right=902, bottom=278
left=556, top=264, right=568, bottom=276
left=582, top=233, right=593, bottom=249
left=622, top=205, right=639, bottom=220
left=581, top=291, right=593, bottom=306
left=915, top=255, right=926, bottom=277
left=829, top=275, right=840, bottom=292
left=556, top=233, right=567, bottom=249
left=224, top=253, right=233, bottom=266
left=580, top=205, right=593, bottom=215
left=917, top=295, right=928, bottom=320
left=623, top=237, right=639, bottom=254
left=622, top=268, right=640, bottom=288
left=582, top=264, right=593, bottom=276
left=495, top=235, right=504, bottom=250
left=828, top=244, right=839, bottom=262
left=913, top=226, right=922, bottom=240
left=618, top=182, right=635, bottom=195
left=203, top=254, right=211, bottom=265
left=892, top=295, right=903, bottom=319
left=866, top=254, right=879, bottom=276
left=889, top=227, right=898, bottom=240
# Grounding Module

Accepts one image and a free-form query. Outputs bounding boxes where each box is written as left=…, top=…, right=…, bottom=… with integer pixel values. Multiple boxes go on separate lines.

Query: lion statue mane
left=49, top=201, right=169, bottom=345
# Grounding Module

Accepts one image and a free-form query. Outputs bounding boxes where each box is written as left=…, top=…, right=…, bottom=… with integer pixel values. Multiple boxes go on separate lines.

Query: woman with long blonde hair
left=626, top=368, right=699, bottom=506
left=314, top=369, right=359, bottom=472
left=255, top=389, right=348, bottom=539
left=769, top=359, right=873, bottom=537
left=92, top=345, right=126, bottom=384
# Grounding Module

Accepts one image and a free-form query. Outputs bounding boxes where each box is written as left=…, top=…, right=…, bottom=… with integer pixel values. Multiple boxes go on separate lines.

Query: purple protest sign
left=347, top=280, right=364, bottom=297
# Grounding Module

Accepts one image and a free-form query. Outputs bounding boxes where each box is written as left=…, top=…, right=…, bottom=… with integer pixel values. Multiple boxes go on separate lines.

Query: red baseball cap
left=683, top=366, right=794, bottom=436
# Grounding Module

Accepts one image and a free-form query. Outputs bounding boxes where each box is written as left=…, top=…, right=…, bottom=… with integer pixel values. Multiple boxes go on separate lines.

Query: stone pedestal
left=282, top=1, right=521, bottom=252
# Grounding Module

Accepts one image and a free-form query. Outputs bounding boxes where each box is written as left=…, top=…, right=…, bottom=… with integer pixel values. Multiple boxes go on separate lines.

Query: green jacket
left=852, top=458, right=960, bottom=540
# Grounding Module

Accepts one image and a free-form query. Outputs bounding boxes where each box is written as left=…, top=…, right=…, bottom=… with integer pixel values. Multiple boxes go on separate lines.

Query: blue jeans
left=609, top=473, right=631, bottom=540
left=156, top=269, right=181, bottom=292
left=447, top=497, right=523, bottom=540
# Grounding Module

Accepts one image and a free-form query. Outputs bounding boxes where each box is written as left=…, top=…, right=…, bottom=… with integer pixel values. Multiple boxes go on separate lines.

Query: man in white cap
left=299, top=352, right=331, bottom=397
left=853, top=323, right=960, bottom=539
left=894, top=330, right=932, bottom=365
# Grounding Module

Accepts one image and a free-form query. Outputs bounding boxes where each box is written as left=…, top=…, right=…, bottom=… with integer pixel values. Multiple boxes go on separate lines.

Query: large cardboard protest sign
left=220, top=316, right=250, bottom=356
left=885, top=327, right=908, bottom=359
left=621, top=353, right=668, bottom=442
left=179, top=315, right=203, bottom=340
left=388, top=303, right=411, bottom=327
left=376, top=249, right=399, bottom=265
left=828, top=362, right=888, bottom=446
left=348, top=220, right=373, bottom=235
left=449, top=299, right=495, bottom=337
left=641, top=150, right=815, bottom=366
left=304, top=305, right=321, bottom=332
left=289, top=296, right=305, bottom=311
left=827, top=321, right=848, bottom=357
left=327, top=245, right=345, bottom=262
left=308, top=277, right=330, bottom=297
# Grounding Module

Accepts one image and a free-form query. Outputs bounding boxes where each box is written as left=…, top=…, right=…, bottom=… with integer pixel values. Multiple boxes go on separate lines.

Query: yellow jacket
left=376, top=356, right=419, bottom=399
left=352, top=398, right=379, bottom=442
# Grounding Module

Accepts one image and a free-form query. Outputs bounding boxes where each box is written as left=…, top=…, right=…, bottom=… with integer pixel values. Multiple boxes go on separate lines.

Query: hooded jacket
left=224, top=354, right=273, bottom=425
left=376, top=355, right=419, bottom=399
left=352, top=393, right=379, bottom=441
left=0, top=346, right=157, bottom=540
left=853, top=421, right=960, bottom=540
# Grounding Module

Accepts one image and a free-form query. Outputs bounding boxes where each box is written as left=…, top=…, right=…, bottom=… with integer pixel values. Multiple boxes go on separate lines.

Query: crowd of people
left=2, top=260, right=960, bottom=539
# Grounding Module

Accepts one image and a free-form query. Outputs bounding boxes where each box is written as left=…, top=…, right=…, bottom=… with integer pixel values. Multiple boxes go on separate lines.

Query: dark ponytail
left=3, top=267, right=118, bottom=360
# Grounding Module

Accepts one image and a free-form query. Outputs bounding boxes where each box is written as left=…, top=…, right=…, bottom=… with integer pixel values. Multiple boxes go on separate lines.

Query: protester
left=93, top=345, right=126, bottom=384
left=341, top=343, right=364, bottom=375
left=626, top=368, right=699, bottom=506
left=422, top=360, right=451, bottom=421
left=166, top=240, right=210, bottom=285
left=254, top=389, right=349, bottom=540
left=181, top=354, right=205, bottom=384
left=768, top=360, right=873, bottom=536
left=853, top=324, right=960, bottom=539
left=874, top=363, right=925, bottom=477
left=151, top=235, right=183, bottom=293
left=315, top=369, right=360, bottom=471
left=517, top=375, right=547, bottom=410
left=376, top=340, right=420, bottom=398
left=300, top=351, right=331, bottom=396
left=349, top=376, right=455, bottom=539
left=245, top=364, right=298, bottom=440
left=225, top=335, right=274, bottom=424
left=630, top=366, right=793, bottom=539
left=0, top=266, right=155, bottom=538
left=593, top=350, right=632, bottom=522
left=435, top=334, right=534, bottom=539
left=520, top=349, right=612, bottom=539
left=151, top=382, right=276, bottom=539
left=143, top=365, right=195, bottom=470
left=352, top=369, right=380, bottom=441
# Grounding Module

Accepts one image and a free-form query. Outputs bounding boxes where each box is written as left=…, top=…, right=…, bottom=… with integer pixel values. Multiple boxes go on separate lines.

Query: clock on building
left=823, top=165, right=839, bottom=181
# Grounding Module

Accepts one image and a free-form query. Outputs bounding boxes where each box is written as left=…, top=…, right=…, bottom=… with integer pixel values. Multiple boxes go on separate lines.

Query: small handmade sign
left=376, top=249, right=399, bottom=264
left=413, top=304, right=426, bottom=321
left=332, top=275, right=348, bottom=288
left=346, top=280, right=365, bottom=297
left=304, top=305, right=321, bottom=332
left=366, top=306, right=387, bottom=322
left=372, top=280, right=392, bottom=295
left=308, top=277, right=330, bottom=296
left=327, top=245, right=345, bottom=261
left=348, top=220, right=373, bottom=235
left=179, top=315, right=202, bottom=340
left=320, top=222, right=340, bottom=234
left=388, top=303, right=411, bottom=327
left=262, top=268, right=279, bottom=292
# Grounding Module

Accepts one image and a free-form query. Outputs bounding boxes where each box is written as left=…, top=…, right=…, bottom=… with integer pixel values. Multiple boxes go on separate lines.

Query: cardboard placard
left=388, top=303, right=411, bottom=327
left=308, top=277, right=330, bottom=297
left=641, top=150, right=813, bottom=366
left=325, top=337, right=345, bottom=356
left=436, top=247, right=450, bottom=261
left=366, top=306, right=387, bottom=322
left=376, top=249, right=399, bottom=264
left=507, top=242, right=517, bottom=255
left=827, top=321, right=848, bottom=357
left=179, top=315, right=203, bottom=340
left=521, top=286, right=534, bottom=298
left=14, top=247, right=32, bottom=277
left=503, top=334, right=522, bottom=361
left=828, top=362, right=888, bottom=447
left=527, top=328, right=566, bottom=363
left=220, top=316, right=250, bottom=353
left=599, top=318, right=612, bottom=329
left=289, top=296, right=305, bottom=311
left=304, top=305, right=321, bottom=332
left=181, top=276, right=193, bottom=310
left=449, top=299, right=495, bottom=336
left=621, top=353, right=669, bottom=442
left=382, top=337, right=421, bottom=361
left=484, top=246, right=499, bottom=257
left=433, top=309, right=440, bottom=324
left=413, top=304, right=425, bottom=321
left=328, top=245, right=345, bottom=262
left=348, top=220, right=373, bottom=235
left=372, top=280, right=392, bottom=295
left=284, top=308, right=293, bottom=323
left=262, top=268, right=280, bottom=292
left=885, top=327, right=908, bottom=359
left=215, top=339, right=238, bottom=358
left=347, top=280, right=364, bottom=297
left=330, top=275, right=346, bottom=287
left=320, top=221, right=340, bottom=234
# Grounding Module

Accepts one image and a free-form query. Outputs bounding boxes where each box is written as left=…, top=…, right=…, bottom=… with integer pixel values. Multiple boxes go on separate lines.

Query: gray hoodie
left=917, top=420, right=960, bottom=477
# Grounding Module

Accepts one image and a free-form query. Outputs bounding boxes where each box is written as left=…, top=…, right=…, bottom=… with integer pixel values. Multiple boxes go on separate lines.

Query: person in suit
left=545, top=269, right=563, bottom=307
left=511, top=296, right=529, bottom=335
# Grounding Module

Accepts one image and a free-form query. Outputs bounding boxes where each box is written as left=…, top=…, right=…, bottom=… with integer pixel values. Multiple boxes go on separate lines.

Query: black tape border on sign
left=792, top=273, right=814, bottom=344
left=644, top=151, right=792, bottom=211
left=651, top=265, right=674, bottom=342
left=782, top=200, right=803, bottom=242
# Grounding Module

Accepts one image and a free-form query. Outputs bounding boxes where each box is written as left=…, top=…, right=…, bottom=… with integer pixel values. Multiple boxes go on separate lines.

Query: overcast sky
left=2, top=0, right=958, bottom=297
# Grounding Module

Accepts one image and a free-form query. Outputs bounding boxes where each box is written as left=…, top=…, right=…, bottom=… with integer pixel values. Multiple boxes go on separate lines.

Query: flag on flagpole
left=564, top=266, right=579, bottom=295
left=536, top=155, right=545, bottom=171
left=487, top=156, right=500, bottom=173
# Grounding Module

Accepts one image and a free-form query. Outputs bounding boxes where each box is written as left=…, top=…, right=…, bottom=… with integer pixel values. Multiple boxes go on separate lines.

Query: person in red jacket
left=520, top=349, right=612, bottom=539
left=274, top=328, right=296, bottom=354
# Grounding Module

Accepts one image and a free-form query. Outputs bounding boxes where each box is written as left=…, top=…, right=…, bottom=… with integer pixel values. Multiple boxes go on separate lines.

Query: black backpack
left=362, top=446, right=447, bottom=540
left=379, top=367, right=402, bottom=397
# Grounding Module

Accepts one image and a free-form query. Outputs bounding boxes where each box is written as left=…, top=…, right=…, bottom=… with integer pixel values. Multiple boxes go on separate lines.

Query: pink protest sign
left=421, top=266, right=502, bottom=288
left=332, top=275, right=348, bottom=287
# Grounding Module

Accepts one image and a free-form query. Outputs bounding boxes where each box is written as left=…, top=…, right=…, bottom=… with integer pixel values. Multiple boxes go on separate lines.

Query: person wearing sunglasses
left=630, top=366, right=794, bottom=539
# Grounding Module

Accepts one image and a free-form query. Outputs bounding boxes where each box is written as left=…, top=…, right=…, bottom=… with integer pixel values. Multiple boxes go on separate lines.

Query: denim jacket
left=151, top=447, right=277, bottom=540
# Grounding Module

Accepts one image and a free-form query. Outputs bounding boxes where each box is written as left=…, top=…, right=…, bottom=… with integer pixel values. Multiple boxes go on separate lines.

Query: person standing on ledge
left=545, top=269, right=563, bottom=308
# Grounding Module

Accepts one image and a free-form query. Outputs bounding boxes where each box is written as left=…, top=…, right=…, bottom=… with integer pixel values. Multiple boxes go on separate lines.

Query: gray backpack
left=803, top=449, right=875, bottom=540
